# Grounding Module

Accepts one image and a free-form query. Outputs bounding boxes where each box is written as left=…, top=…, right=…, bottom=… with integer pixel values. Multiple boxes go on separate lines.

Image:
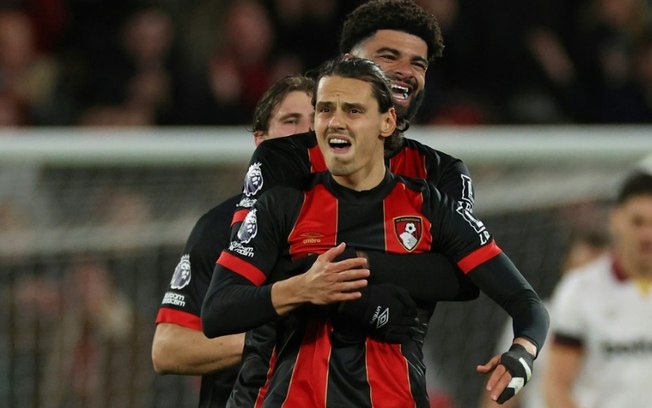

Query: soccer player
left=152, top=74, right=316, bottom=407
left=543, top=171, right=652, bottom=408
left=203, top=57, right=549, bottom=407
left=223, top=1, right=482, bottom=405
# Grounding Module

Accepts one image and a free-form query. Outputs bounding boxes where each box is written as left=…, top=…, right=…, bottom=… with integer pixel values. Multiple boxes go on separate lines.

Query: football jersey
left=550, top=254, right=652, bottom=408
left=211, top=171, right=507, bottom=407
left=227, top=132, right=475, bottom=407
left=157, top=131, right=476, bottom=407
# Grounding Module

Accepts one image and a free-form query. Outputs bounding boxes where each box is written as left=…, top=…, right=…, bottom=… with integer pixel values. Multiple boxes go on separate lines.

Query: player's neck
left=333, top=163, right=387, bottom=192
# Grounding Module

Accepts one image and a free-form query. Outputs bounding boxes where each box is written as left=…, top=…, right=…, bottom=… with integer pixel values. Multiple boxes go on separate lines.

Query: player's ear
left=254, top=130, right=266, bottom=146
left=380, top=108, right=397, bottom=138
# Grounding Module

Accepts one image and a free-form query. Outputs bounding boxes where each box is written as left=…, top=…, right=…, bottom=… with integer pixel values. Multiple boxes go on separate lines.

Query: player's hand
left=300, top=243, right=369, bottom=305
left=337, top=282, right=418, bottom=343
left=476, top=344, right=534, bottom=404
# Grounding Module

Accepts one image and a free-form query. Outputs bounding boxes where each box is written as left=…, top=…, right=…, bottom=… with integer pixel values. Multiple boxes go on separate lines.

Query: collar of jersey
left=322, top=170, right=396, bottom=202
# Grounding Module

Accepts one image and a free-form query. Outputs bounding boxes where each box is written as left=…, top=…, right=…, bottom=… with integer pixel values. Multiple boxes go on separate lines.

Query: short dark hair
left=313, top=57, right=394, bottom=114
left=616, top=171, right=652, bottom=204
left=339, top=0, right=444, bottom=62
left=251, top=75, right=315, bottom=134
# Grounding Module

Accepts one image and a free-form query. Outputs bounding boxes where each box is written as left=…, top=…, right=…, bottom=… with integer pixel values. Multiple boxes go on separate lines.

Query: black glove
left=496, top=343, right=534, bottom=404
left=336, top=282, right=418, bottom=343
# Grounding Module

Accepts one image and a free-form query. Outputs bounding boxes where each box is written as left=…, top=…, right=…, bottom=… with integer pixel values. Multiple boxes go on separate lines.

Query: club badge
left=394, top=216, right=422, bottom=252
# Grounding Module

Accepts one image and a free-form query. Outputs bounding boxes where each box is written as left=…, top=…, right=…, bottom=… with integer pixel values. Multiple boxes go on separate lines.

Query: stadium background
left=1, top=0, right=652, bottom=407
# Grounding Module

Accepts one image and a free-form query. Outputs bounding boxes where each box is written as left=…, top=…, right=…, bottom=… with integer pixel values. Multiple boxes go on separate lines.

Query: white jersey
left=549, top=254, right=652, bottom=408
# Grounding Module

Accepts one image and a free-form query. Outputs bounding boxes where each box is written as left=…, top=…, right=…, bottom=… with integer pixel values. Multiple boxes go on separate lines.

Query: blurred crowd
left=1, top=0, right=652, bottom=127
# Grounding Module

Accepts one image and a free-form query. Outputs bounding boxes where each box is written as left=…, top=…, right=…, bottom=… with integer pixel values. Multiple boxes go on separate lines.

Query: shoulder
left=394, top=173, right=431, bottom=191
left=186, top=195, right=240, bottom=248
left=400, top=137, right=464, bottom=164
left=200, top=195, right=240, bottom=222
left=256, top=184, right=305, bottom=206
left=551, top=255, right=612, bottom=304
left=256, top=131, right=316, bottom=153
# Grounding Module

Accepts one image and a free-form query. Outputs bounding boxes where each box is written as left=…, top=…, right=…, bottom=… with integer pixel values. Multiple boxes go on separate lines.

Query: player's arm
left=469, top=253, right=548, bottom=404
left=152, top=324, right=243, bottom=374
left=435, top=159, right=475, bottom=212
left=364, top=251, right=478, bottom=302
left=231, top=137, right=311, bottom=226
left=202, top=243, right=369, bottom=337
left=543, top=341, right=582, bottom=408
left=430, top=189, right=548, bottom=404
left=542, top=274, right=584, bottom=408
left=152, top=199, right=244, bottom=375
left=431, top=189, right=549, bottom=351
left=467, top=254, right=548, bottom=354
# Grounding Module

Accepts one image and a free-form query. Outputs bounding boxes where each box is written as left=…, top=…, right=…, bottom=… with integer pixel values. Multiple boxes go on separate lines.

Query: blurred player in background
left=152, top=74, right=315, bottom=407
left=543, top=170, right=652, bottom=408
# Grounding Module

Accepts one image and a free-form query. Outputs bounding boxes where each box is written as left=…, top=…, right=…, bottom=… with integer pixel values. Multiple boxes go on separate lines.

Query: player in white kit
left=543, top=170, right=652, bottom=408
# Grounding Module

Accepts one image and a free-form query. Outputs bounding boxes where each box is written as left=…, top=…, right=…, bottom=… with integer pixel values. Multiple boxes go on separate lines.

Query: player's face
left=314, top=75, right=396, bottom=191
left=257, top=91, right=314, bottom=145
left=611, top=195, right=652, bottom=270
left=349, top=30, right=428, bottom=120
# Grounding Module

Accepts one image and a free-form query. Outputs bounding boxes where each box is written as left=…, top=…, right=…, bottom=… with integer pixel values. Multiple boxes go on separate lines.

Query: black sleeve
left=157, top=196, right=237, bottom=320
left=364, top=251, right=478, bottom=303
left=201, top=266, right=278, bottom=338
left=234, top=136, right=311, bottom=215
left=467, top=253, right=550, bottom=351
left=433, top=159, right=475, bottom=212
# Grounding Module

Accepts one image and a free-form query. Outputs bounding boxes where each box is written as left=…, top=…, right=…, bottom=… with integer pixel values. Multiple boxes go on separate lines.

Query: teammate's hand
left=337, top=282, right=418, bottom=343
left=476, top=343, right=534, bottom=404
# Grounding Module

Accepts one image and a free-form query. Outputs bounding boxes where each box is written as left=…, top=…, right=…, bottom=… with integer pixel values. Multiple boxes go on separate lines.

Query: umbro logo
left=370, top=306, right=390, bottom=329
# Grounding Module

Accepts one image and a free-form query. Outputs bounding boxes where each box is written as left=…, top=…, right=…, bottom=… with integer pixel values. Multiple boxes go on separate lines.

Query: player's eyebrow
left=315, top=101, right=334, bottom=110
left=315, top=100, right=366, bottom=112
left=341, top=102, right=366, bottom=112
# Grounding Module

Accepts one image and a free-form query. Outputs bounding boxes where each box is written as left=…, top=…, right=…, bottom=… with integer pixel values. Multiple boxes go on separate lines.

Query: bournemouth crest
left=394, top=216, right=422, bottom=252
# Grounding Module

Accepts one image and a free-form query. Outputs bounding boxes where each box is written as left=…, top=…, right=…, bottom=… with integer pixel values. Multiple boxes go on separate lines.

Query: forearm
left=152, top=323, right=244, bottom=374
left=544, top=344, right=582, bottom=408
left=270, top=274, right=310, bottom=315
left=202, top=270, right=278, bottom=338
left=365, top=251, right=478, bottom=302
left=469, top=253, right=549, bottom=351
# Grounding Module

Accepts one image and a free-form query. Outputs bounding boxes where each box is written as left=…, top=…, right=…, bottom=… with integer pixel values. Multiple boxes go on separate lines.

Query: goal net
left=0, top=126, right=650, bottom=407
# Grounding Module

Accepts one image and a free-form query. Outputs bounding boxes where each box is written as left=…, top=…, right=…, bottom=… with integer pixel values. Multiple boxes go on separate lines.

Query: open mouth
left=391, top=83, right=411, bottom=101
left=328, top=137, right=352, bottom=153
